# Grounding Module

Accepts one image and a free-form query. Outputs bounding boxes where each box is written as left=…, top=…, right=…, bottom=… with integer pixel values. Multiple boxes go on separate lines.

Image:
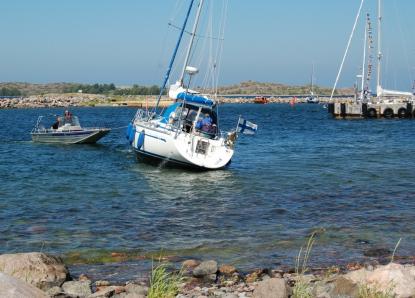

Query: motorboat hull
left=31, top=128, right=110, bottom=144
left=131, top=121, right=234, bottom=170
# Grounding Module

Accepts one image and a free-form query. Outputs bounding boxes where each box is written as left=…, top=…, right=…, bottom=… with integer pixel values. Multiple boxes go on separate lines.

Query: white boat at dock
left=328, top=0, right=415, bottom=119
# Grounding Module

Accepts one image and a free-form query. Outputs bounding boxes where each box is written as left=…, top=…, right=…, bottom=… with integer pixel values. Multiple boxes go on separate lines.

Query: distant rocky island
left=0, top=81, right=354, bottom=109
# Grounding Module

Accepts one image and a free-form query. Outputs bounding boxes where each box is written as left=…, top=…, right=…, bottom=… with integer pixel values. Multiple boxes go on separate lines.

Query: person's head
left=205, top=113, right=210, bottom=118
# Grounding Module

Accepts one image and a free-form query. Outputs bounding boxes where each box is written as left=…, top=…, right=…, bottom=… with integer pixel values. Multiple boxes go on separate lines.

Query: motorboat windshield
left=33, top=114, right=82, bottom=132
left=59, top=115, right=81, bottom=128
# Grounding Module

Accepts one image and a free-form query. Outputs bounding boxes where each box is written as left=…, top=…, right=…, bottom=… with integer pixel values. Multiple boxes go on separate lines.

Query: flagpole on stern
left=235, top=115, right=241, bottom=134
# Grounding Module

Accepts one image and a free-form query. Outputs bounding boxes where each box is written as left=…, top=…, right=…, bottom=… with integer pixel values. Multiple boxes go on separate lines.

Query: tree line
left=62, top=83, right=164, bottom=95
left=0, top=87, right=22, bottom=96
left=63, top=83, right=116, bottom=94
left=113, top=84, right=164, bottom=96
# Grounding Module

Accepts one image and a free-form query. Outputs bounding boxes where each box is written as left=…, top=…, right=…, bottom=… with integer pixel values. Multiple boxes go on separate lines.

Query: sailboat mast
left=179, top=0, right=205, bottom=85
left=376, top=0, right=382, bottom=96
left=152, top=0, right=196, bottom=114
left=361, top=15, right=368, bottom=99
left=311, top=63, right=314, bottom=94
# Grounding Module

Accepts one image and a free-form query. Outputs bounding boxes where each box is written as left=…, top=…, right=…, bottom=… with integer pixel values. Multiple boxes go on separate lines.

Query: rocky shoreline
left=0, top=94, right=355, bottom=109
left=1, top=252, right=415, bottom=298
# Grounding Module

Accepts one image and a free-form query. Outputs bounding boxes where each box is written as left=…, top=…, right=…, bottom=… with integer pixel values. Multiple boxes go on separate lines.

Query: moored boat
left=31, top=112, right=110, bottom=144
left=127, top=0, right=256, bottom=170
left=328, top=0, right=415, bottom=119
left=254, top=96, right=269, bottom=104
left=305, top=63, right=319, bottom=104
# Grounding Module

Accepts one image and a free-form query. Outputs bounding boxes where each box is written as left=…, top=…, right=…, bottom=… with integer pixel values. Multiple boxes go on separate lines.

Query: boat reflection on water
left=130, top=163, right=237, bottom=200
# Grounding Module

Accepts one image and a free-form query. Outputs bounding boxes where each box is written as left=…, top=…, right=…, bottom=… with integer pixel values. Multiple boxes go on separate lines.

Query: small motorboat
left=306, top=94, right=319, bottom=104
left=31, top=112, right=110, bottom=144
left=254, top=96, right=269, bottom=104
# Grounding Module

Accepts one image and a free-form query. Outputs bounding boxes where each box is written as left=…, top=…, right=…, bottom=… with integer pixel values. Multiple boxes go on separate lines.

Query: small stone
left=193, top=260, right=218, bottom=278
left=79, top=274, right=91, bottom=281
left=183, top=259, right=200, bottom=269
left=124, top=283, right=148, bottom=296
left=95, top=280, right=111, bottom=287
left=46, top=286, right=63, bottom=295
left=246, top=272, right=259, bottom=284
left=111, top=252, right=126, bottom=258
left=253, top=278, right=288, bottom=298
left=45, top=286, right=70, bottom=297
left=88, top=287, right=115, bottom=298
left=330, top=276, right=359, bottom=297
left=220, top=265, right=237, bottom=275
left=124, top=294, right=145, bottom=298
left=363, top=247, right=392, bottom=257
left=62, top=280, right=92, bottom=297
left=312, top=280, right=334, bottom=298
left=222, top=294, right=238, bottom=298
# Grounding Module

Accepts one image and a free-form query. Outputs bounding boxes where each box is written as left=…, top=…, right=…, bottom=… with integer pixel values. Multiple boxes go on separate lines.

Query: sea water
left=1, top=104, right=414, bottom=280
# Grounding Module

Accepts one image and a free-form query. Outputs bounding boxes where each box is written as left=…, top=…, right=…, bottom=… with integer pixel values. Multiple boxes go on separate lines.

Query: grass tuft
left=148, top=260, right=183, bottom=298
left=391, top=238, right=402, bottom=263
left=292, top=233, right=316, bottom=298
left=358, top=284, right=394, bottom=298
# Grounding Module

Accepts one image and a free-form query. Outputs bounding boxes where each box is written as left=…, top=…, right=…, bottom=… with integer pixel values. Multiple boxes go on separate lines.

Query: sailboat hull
left=131, top=122, right=234, bottom=170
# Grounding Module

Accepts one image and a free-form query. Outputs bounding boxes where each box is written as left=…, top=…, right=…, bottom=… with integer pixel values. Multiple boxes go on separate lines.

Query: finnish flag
left=237, top=117, right=258, bottom=135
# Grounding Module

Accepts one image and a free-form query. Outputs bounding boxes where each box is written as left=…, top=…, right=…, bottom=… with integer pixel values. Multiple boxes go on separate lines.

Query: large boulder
left=253, top=278, right=288, bottom=298
left=345, top=263, right=415, bottom=298
left=0, top=252, right=69, bottom=291
left=0, top=272, right=48, bottom=298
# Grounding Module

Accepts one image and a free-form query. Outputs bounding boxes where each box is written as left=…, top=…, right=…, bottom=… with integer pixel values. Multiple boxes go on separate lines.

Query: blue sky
left=1, top=0, right=415, bottom=90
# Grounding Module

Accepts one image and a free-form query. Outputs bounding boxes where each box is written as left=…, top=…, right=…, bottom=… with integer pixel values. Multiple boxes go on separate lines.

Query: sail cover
left=176, top=92, right=214, bottom=107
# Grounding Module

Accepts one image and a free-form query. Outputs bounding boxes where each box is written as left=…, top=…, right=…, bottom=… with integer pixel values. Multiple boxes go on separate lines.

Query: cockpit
left=162, top=103, right=218, bottom=138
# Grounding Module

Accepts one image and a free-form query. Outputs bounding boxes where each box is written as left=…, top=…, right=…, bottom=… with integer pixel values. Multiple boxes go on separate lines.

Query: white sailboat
left=374, top=0, right=414, bottom=101
left=127, top=0, right=256, bottom=170
left=305, top=63, right=319, bottom=104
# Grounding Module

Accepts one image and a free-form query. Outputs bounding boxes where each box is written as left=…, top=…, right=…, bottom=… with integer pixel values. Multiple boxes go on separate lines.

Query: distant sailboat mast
left=376, top=0, right=382, bottom=97
left=310, top=63, right=315, bottom=96
left=360, top=15, right=368, bottom=100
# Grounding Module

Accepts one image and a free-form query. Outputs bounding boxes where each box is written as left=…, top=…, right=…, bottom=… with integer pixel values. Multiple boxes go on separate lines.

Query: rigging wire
left=168, top=22, right=224, bottom=41
left=330, top=0, right=365, bottom=101
left=156, top=1, right=187, bottom=80
left=392, top=0, right=413, bottom=88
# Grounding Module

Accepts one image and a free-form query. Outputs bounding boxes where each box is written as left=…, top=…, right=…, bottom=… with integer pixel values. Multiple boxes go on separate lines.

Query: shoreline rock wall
left=0, top=94, right=108, bottom=109
left=0, top=94, right=355, bottom=109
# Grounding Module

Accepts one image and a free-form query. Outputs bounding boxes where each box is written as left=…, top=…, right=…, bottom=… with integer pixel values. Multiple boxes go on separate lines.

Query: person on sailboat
left=196, top=113, right=215, bottom=136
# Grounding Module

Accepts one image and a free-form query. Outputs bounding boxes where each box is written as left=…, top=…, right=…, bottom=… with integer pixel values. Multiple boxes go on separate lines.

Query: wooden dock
left=328, top=101, right=415, bottom=119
